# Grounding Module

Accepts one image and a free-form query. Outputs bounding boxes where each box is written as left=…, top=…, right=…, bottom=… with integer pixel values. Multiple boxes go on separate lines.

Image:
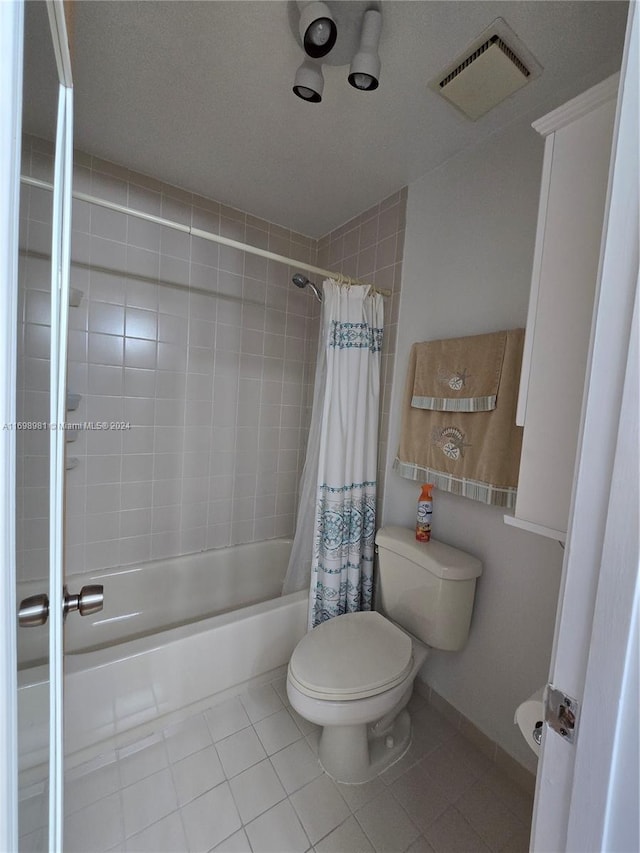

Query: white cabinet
left=505, top=76, right=618, bottom=541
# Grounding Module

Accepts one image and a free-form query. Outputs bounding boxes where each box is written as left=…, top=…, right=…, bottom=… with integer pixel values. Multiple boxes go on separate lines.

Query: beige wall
left=383, top=113, right=564, bottom=771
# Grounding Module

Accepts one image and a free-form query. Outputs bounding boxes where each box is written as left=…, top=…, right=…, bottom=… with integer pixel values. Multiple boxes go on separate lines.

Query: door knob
left=18, top=593, right=49, bottom=627
left=19, top=584, right=104, bottom=627
left=63, top=584, right=104, bottom=618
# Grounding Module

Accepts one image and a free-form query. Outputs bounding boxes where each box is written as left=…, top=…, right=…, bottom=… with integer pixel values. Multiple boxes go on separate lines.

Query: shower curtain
left=283, top=279, right=384, bottom=630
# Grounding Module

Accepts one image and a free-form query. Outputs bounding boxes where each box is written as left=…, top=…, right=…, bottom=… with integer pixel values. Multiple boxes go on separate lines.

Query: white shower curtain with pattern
left=283, top=279, right=384, bottom=630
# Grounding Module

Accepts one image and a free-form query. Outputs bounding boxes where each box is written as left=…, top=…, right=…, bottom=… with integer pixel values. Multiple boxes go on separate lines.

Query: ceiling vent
left=429, top=18, right=542, bottom=121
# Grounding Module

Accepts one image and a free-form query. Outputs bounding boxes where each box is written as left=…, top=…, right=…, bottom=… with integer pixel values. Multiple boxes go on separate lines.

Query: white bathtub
left=18, top=539, right=308, bottom=769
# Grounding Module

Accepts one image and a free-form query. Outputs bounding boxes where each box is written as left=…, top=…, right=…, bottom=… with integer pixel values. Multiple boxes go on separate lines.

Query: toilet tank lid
left=375, top=526, right=482, bottom=580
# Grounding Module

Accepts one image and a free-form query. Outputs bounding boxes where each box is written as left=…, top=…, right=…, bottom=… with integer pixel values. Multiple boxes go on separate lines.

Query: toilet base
left=317, top=709, right=412, bottom=784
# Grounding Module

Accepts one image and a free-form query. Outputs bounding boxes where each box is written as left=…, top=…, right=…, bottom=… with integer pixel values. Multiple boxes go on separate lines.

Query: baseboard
left=414, top=680, right=537, bottom=796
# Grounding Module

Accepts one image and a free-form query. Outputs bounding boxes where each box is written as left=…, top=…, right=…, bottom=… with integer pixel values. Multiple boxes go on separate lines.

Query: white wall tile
left=120, top=508, right=152, bottom=538
left=124, top=367, right=156, bottom=397
left=126, top=307, right=157, bottom=340
left=18, top=149, right=399, bottom=581
left=158, top=313, right=188, bottom=344
left=120, top=481, right=153, bottom=510
left=89, top=332, right=124, bottom=367
left=124, top=337, right=157, bottom=369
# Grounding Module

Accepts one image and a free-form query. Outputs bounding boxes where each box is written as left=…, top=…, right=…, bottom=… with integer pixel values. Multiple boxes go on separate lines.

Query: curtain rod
left=20, top=176, right=392, bottom=298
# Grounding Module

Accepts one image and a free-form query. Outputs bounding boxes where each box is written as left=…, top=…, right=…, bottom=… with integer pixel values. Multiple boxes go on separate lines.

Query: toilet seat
left=288, top=611, right=413, bottom=701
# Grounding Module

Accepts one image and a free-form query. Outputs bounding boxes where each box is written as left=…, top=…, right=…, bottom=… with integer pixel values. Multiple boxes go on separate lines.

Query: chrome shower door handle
left=18, top=593, right=50, bottom=627
left=63, top=584, right=104, bottom=618
left=19, top=585, right=103, bottom=626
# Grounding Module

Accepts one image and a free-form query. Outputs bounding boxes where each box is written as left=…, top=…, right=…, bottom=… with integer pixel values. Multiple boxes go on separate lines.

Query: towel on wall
left=411, top=331, right=507, bottom=412
left=394, top=328, right=525, bottom=508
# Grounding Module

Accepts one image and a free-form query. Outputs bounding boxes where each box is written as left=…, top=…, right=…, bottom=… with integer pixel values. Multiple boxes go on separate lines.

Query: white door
left=531, top=3, right=639, bottom=850
left=3, top=1, right=76, bottom=850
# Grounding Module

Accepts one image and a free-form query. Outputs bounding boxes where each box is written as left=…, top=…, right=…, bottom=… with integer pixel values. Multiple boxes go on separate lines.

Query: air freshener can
left=416, top=483, right=433, bottom=542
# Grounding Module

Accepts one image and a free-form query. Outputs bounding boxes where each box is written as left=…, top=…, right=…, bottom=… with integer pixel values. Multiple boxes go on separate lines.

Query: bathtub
left=18, top=539, right=308, bottom=769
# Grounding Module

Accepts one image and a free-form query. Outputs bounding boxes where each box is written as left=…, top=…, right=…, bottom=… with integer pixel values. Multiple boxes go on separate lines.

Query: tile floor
left=19, top=676, right=534, bottom=852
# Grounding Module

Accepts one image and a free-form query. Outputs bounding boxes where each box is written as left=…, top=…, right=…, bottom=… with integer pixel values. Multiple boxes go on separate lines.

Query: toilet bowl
left=287, top=526, right=483, bottom=784
left=287, top=610, right=428, bottom=784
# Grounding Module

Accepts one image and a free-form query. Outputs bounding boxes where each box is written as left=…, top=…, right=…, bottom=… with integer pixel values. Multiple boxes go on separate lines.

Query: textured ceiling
left=23, top=1, right=628, bottom=237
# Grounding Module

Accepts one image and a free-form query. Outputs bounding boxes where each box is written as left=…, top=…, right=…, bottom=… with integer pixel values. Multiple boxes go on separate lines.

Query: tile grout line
left=50, top=672, right=533, bottom=853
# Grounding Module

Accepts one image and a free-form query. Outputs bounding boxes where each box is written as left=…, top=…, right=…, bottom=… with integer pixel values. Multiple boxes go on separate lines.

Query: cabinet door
left=509, top=89, right=616, bottom=539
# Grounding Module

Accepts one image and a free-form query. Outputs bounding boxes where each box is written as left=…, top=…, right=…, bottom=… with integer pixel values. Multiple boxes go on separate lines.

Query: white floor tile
left=335, top=776, right=386, bottom=812
left=216, top=726, right=267, bottom=778
left=417, top=741, right=479, bottom=803
left=64, top=791, right=124, bottom=853
left=455, top=780, right=527, bottom=851
left=484, top=767, right=535, bottom=826
left=18, top=827, right=47, bottom=853
left=270, top=675, right=289, bottom=706
left=52, top=678, right=532, bottom=853
left=290, top=775, right=350, bottom=846
left=229, top=758, right=286, bottom=823
left=172, top=744, right=225, bottom=806
left=316, top=816, right=375, bottom=853
left=410, top=704, right=458, bottom=754
left=122, top=767, right=178, bottom=838
left=180, top=782, right=242, bottom=853
left=205, top=697, right=251, bottom=742
left=270, top=738, right=323, bottom=795
left=355, top=790, right=420, bottom=853
left=239, top=684, right=283, bottom=723
left=118, top=736, right=169, bottom=788
left=19, top=789, right=48, bottom=836
left=254, top=708, right=303, bottom=755
left=245, top=799, right=310, bottom=853
left=423, top=806, right=491, bottom=853
left=65, top=759, right=120, bottom=816
left=125, top=811, right=187, bottom=852
left=390, top=762, right=450, bottom=832
left=212, top=828, right=252, bottom=852
left=405, top=836, right=436, bottom=853
left=66, top=750, right=118, bottom=780
left=447, top=735, right=493, bottom=779
left=163, top=714, right=213, bottom=764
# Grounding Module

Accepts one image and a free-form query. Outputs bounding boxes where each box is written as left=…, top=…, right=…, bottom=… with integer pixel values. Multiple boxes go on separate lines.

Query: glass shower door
left=16, top=3, right=59, bottom=847
left=16, top=2, right=75, bottom=849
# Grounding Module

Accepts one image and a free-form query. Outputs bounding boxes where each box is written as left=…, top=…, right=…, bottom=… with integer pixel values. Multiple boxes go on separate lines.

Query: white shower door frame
left=0, top=1, right=73, bottom=850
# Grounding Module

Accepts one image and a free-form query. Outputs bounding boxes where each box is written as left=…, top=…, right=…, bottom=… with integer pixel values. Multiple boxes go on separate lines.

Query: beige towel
left=411, top=331, right=507, bottom=412
left=394, top=329, right=524, bottom=508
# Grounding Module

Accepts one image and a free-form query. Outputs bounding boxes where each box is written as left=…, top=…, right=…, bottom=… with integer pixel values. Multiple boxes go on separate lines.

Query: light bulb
left=299, top=3, right=337, bottom=58
left=307, top=18, right=332, bottom=46
left=351, top=73, right=374, bottom=90
left=296, top=86, right=316, bottom=100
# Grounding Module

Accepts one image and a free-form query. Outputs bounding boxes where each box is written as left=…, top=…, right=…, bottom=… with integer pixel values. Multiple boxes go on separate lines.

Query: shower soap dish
left=69, top=288, right=84, bottom=307
left=66, top=392, right=81, bottom=411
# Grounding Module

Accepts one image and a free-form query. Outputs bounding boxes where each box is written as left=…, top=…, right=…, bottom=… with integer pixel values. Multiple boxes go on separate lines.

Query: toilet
left=287, top=525, right=482, bottom=784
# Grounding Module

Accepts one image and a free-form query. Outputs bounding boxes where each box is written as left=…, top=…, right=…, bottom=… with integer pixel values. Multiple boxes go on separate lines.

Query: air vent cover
left=429, top=18, right=542, bottom=121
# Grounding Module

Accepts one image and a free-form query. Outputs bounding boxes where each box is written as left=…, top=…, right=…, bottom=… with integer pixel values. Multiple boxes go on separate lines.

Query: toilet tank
left=375, top=526, right=482, bottom=651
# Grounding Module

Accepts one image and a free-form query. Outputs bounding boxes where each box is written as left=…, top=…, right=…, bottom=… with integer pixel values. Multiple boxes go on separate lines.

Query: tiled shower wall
left=316, top=189, right=406, bottom=519
left=19, top=136, right=319, bottom=579
left=18, top=134, right=405, bottom=581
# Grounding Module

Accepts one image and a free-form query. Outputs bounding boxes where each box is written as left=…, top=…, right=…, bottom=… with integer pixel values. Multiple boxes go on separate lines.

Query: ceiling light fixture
left=298, top=1, right=337, bottom=59
left=348, top=9, right=382, bottom=91
left=293, top=59, right=324, bottom=102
